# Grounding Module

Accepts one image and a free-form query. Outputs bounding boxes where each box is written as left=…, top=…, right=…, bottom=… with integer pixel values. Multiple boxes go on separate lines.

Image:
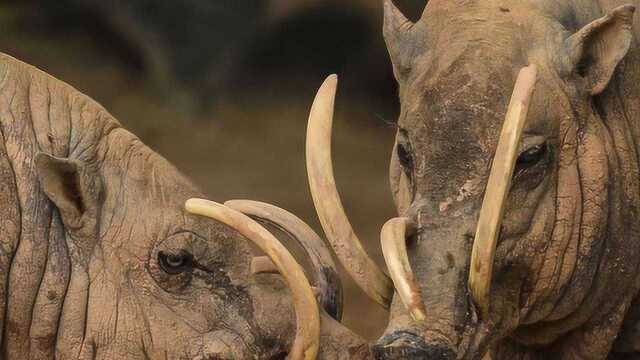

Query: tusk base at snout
left=381, top=217, right=426, bottom=322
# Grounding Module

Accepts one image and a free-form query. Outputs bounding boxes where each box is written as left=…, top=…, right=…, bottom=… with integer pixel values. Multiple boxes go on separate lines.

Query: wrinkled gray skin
left=0, top=53, right=369, bottom=359
left=376, top=0, right=640, bottom=359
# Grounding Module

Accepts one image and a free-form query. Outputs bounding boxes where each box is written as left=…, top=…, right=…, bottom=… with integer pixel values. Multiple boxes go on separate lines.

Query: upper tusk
left=251, top=256, right=279, bottom=275
left=381, top=217, right=426, bottom=322
left=306, top=74, right=394, bottom=308
left=185, top=198, right=320, bottom=360
left=468, top=65, right=538, bottom=318
left=225, top=199, right=344, bottom=321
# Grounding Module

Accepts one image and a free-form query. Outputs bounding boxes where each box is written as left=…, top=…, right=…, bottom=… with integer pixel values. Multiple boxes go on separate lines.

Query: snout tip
left=372, top=331, right=456, bottom=360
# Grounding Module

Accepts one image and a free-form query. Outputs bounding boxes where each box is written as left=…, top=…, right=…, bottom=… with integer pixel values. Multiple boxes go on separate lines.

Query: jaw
left=317, top=314, right=373, bottom=359
left=373, top=282, right=524, bottom=360
left=248, top=275, right=373, bottom=359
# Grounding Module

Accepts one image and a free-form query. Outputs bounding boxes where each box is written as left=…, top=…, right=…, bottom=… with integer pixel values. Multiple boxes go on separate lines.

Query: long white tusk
left=468, top=65, right=538, bottom=318
left=306, top=74, right=394, bottom=308
left=381, top=217, right=426, bottom=322
left=225, top=199, right=343, bottom=321
left=185, top=199, right=320, bottom=360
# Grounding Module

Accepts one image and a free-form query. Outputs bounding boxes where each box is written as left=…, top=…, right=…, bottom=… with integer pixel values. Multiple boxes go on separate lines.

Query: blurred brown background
left=1, top=0, right=426, bottom=340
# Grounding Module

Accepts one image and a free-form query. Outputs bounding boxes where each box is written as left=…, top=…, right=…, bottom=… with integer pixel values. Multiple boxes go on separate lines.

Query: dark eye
left=516, top=143, right=548, bottom=170
left=397, top=142, right=414, bottom=171
left=159, top=251, right=193, bottom=274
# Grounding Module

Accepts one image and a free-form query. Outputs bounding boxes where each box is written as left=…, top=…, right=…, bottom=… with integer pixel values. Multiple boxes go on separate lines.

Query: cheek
left=501, top=165, right=556, bottom=238
left=142, top=302, right=255, bottom=359
left=246, top=280, right=296, bottom=339
left=494, top=177, right=558, bottom=321
left=196, top=331, right=256, bottom=359
left=496, top=166, right=557, bottom=276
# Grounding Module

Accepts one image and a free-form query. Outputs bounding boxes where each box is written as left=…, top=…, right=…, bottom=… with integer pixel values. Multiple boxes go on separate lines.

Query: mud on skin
left=0, top=53, right=370, bottom=359
left=376, top=0, right=640, bottom=358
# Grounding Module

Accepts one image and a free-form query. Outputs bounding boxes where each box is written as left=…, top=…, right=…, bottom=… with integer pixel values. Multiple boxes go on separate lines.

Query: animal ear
left=383, top=0, right=426, bottom=76
left=35, top=153, right=101, bottom=228
left=566, top=5, right=636, bottom=95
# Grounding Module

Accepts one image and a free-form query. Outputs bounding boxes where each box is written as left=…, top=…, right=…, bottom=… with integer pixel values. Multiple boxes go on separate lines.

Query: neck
left=0, top=52, right=124, bottom=355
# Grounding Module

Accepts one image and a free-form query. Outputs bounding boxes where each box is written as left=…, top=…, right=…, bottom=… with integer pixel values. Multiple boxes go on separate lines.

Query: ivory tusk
left=381, top=217, right=426, bottom=322
left=225, top=199, right=343, bottom=321
left=251, top=256, right=279, bottom=275
left=306, top=74, right=394, bottom=308
left=185, top=199, right=320, bottom=360
left=468, top=65, right=538, bottom=318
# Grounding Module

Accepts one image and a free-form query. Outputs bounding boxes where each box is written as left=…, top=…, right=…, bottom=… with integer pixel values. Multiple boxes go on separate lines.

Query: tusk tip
left=223, top=199, right=243, bottom=209
left=185, top=198, right=222, bottom=214
left=411, top=310, right=426, bottom=322
left=321, top=74, right=339, bottom=91
left=516, top=65, right=538, bottom=93
left=522, top=64, right=538, bottom=78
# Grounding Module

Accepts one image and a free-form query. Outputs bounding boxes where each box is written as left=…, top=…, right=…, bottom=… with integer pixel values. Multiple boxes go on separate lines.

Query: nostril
left=372, top=332, right=456, bottom=360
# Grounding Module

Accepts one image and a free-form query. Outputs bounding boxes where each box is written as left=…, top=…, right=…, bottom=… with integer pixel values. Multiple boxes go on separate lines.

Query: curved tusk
left=468, top=65, right=538, bottom=318
left=185, top=199, right=320, bottom=360
left=381, top=217, right=426, bottom=322
left=225, top=199, right=344, bottom=321
left=306, top=74, right=394, bottom=308
left=251, top=256, right=279, bottom=275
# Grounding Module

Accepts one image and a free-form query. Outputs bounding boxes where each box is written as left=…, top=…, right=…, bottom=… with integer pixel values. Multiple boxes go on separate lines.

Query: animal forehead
left=399, top=0, right=572, bottom=148
left=398, top=0, right=545, bottom=151
left=425, top=0, right=551, bottom=21
left=416, top=0, right=558, bottom=69
left=400, top=59, right=517, bottom=148
left=397, top=60, right=526, bottom=196
left=420, top=25, right=529, bottom=82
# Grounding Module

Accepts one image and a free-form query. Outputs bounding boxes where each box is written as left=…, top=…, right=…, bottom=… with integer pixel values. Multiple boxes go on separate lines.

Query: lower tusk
left=251, top=256, right=279, bottom=275
left=225, top=199, right=343, bottom=321
left=468, top=65, right=538, bottom=318
left=381, top=217, right=426, bottom=322
left=306, top=74, right=394, bottom=308
left=186, top=198, right=320, bottom=360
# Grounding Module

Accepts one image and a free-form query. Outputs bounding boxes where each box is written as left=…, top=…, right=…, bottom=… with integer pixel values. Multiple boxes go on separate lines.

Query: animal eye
left=397, top=142, right=414, bottom=170
left=516, top=144, right=548, bottom=169
left=159, top=251, right=193, bottom=274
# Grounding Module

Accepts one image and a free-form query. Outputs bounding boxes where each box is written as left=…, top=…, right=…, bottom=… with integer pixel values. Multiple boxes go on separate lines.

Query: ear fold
left=566, top=5, right=636, bottom=95
left=35, top=153, right=101, bottom=229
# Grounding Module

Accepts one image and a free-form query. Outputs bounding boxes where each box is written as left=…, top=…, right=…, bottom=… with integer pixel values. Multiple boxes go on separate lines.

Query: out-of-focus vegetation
left=0, top=0, right=426, bottom=339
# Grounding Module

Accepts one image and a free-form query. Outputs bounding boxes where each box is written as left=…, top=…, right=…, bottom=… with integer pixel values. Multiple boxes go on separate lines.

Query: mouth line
left=371, top=312, right=487, bottom=360
left=372, top=330, right=458, bottom=359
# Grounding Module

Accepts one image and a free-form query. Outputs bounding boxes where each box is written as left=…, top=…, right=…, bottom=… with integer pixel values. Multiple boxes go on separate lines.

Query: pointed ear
left=383, top=0, right=427, bottom=76
left=35, top=153, right=101, bottom=228
left=566, top=5, right=636, bottom=95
